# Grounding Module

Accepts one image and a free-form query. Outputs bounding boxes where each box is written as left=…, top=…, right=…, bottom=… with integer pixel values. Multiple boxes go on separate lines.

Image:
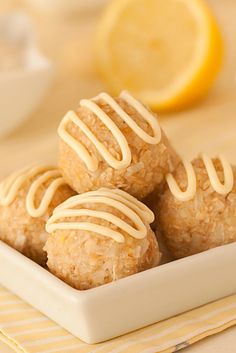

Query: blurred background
left=0, top=0, right=236, bottom=175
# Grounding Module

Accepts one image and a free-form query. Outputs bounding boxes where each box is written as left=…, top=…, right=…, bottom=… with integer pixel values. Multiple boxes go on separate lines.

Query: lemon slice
left=95, top=0, right=223, bottom=111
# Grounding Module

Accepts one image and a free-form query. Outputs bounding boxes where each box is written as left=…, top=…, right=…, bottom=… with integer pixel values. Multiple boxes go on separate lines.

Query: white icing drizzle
left=166, top=154, right=234, bottom=201
left=58, top=91, right=161, bottom=172
left=0, top=165, right=66, bottom=218
left=46, top=188, right=154, bottom=243
left=166, top=159, right=197, bottom=202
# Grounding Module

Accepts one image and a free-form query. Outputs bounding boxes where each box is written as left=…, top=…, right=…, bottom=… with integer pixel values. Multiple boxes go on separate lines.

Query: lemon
left=95, top=0, right=223, bottom=111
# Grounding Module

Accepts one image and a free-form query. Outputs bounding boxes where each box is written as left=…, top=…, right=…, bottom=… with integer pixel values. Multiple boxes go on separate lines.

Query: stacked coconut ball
left=0, top=91, right=235, bottom=290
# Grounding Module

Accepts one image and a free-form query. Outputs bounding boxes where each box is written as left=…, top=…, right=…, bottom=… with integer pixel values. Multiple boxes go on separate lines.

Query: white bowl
left=0, top=53, right=53, bottom=138
left=0, top=13, right=53, bottom=138
left=25, top=0, right=108, bottom=13
left=0, top=240, right=236, bottom=344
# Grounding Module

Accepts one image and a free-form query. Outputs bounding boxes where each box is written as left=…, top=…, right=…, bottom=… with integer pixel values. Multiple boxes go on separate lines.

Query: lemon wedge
left=95, top=0, right=223, bottom=111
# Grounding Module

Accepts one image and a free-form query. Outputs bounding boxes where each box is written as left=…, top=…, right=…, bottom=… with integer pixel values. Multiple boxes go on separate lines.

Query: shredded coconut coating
left=45, top=202, right=161, bottom=290
left=58, top=97, right=179, bottom=199
left=156, top=158, right=236, bottom=259
left=0, top=172, right=75, bottom=266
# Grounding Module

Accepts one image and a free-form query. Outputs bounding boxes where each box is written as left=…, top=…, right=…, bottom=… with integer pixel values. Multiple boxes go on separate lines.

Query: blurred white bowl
left=0, top=53, right=53, bottom=138
left=0, top=13, right=53, bottom=138
left=25, top=0, right=107, bottom=14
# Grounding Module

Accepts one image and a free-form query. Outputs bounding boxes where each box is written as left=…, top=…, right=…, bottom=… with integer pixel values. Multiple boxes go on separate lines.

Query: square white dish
left=0, top=240, right=236, bottom=344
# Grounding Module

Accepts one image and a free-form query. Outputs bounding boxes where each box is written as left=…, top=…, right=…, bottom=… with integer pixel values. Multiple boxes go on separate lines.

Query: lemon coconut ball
left=45, top=188, right=161, bottom=290
left=58, top=91, right=179, bottom=199
left=156, top=155, right=236, bottom=259
left=0, top=164, right=75, bottom=265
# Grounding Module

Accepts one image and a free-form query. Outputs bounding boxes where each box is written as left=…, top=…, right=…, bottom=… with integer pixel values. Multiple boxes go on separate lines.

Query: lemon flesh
left=95, top=0, right=223, bottom=111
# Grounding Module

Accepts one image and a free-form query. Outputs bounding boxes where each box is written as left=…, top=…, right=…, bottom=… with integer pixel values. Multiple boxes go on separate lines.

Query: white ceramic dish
left=0, top=240, right=236, bottom=344
left=0, top=13, right=53, bottom=137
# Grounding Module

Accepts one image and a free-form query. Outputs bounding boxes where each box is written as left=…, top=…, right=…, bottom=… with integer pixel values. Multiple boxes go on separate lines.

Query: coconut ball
left=45, top=188, right=161, bottom=290
left=0, top=165, right=75, bottom=265
left=156, top=156, right=236, bottom=259
left=58, top=91, right=179, bottom=199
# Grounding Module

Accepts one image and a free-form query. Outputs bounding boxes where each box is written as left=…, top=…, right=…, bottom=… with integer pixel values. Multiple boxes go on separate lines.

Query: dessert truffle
left=0, top=164, right=75, bottom=265
left=156, top=154, right=236, bottom=259
left=45, top=188, right=161, bottom=289
left=58, top=91, right=179, bottom=199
